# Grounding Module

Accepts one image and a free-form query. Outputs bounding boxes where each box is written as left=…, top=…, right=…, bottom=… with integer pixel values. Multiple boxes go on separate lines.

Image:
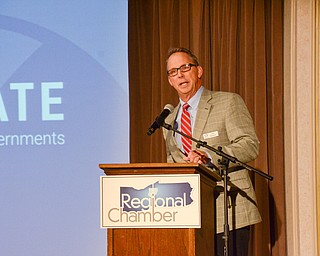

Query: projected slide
left=0, top=1, right=129, bottom=255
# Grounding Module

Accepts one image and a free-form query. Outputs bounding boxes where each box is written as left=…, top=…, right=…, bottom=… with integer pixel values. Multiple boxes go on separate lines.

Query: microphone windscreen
left=164, top=104, right=174, bottom=113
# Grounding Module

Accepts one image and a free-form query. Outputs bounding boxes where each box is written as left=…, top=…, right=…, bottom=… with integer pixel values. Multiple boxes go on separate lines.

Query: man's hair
left=166, top=47, right=199, bottom=66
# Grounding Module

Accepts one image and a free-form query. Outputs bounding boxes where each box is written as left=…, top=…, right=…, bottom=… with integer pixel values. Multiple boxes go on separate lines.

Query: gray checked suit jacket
left=163, top=87, right=262, bottom=233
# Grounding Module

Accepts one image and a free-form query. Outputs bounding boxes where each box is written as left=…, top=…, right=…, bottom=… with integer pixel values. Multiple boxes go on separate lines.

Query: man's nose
left=177, top=69, right=184, bottom=77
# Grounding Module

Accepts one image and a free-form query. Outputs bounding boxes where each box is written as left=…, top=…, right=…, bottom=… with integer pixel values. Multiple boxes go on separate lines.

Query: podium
left=99, top=163, right=221, bottom=256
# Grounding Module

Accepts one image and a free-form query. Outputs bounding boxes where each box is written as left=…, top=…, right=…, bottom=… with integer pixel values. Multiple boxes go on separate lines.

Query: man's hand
left=183, top=150, right=210, bottom=164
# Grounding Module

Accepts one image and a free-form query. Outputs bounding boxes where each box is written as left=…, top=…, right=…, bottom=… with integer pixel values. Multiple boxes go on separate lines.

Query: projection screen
left=0, top=1, right=129, bottom=255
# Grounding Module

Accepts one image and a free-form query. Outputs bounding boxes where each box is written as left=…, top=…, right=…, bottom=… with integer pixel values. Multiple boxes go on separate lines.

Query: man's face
left=167, top=52, right=203, bottom=102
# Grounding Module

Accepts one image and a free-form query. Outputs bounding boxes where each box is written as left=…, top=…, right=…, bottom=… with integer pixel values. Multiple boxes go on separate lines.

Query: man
left=162, top=47, right=261, bottom=256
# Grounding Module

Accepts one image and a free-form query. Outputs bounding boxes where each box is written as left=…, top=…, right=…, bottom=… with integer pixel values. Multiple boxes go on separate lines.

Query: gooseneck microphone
left=147, top=104, right=174, bottom=135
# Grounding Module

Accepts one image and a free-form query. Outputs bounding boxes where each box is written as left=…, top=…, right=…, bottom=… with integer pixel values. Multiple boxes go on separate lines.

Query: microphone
left=147, top=104, right=174, bottom=135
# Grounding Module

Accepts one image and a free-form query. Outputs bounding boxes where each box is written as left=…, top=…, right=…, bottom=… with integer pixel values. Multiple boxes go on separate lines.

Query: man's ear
left=197, top=65, right=203, bottom=78
left=168, top=77, right=174, bottom=86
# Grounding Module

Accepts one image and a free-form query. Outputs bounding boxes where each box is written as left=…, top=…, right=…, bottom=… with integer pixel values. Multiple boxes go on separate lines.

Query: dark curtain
left=128, top=0, right=285, bottom=255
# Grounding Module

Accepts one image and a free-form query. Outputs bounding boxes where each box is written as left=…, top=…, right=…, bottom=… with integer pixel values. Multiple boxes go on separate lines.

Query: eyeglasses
left=167, top=63, right=198, bottom=77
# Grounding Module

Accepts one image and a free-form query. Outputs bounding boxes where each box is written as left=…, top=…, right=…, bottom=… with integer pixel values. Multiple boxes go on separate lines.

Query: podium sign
left=100, top=174, right=201, bottom=228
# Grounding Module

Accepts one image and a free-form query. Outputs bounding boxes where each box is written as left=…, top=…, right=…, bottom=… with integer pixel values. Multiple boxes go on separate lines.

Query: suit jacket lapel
left=193, top=88, right=213, bottom=142
left=165, top=103, right=186, bottom=161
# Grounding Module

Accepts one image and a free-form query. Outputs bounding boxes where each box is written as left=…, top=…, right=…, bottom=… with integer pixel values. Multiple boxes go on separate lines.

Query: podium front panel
left=99, top=163, right=219, bottom=256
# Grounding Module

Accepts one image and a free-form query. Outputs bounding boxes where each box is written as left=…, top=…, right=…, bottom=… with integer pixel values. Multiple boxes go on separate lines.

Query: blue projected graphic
left=0, top=1, right=129, bottom=256
left=120, top=182, right=193, bottom=211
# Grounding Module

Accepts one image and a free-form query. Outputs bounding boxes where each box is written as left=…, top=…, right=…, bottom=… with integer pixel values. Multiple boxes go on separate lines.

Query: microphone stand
left=161, top=122, right=273, bottom=256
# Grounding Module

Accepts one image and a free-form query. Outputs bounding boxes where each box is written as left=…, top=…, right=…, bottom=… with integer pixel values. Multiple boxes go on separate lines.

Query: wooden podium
left=99, top=163, right=221, bottom=256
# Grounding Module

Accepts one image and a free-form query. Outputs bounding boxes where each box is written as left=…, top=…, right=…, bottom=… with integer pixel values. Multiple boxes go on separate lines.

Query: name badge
left=203, top=131, right=219, bottom=139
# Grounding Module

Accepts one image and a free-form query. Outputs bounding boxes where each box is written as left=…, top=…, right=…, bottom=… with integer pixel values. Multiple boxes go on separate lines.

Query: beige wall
left=284, top=0, right=319, bottom=255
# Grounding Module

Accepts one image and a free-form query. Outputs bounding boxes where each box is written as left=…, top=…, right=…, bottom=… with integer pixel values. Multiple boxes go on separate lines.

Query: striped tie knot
left=183, top=103, right=190, bottom=111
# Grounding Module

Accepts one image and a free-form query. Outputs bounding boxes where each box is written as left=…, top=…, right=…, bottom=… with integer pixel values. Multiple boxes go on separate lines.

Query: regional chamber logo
left=101, top=175, right=201, bottom=228
left=110, top=181, right=193, bottom=223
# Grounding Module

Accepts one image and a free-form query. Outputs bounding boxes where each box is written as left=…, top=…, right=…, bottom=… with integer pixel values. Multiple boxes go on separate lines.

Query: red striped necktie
left=181, top=103, right=192, bottom=154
